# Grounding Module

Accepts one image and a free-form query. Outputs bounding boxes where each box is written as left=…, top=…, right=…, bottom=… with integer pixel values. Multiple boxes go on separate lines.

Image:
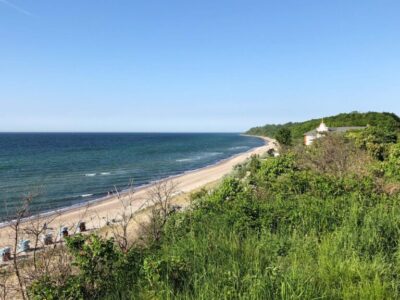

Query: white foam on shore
left=229, top=146, right=249, bottom=150
left=176, top=152, right=223, bottom=162
left=176, top=158, right=195, bottom=162
left=81, top=194, right=93, bottom=198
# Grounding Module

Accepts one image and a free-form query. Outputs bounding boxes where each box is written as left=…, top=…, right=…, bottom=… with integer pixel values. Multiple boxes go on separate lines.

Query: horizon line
left=0, top=131, right=244, bottom=134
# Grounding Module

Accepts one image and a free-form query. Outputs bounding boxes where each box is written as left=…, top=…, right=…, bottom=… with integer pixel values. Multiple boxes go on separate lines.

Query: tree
left=108, top=181, right=136, bottom=253
left=297, top=134, right=370, bottom=177
left=352, top=126, right=397, bottom=160
left=8, top=193, right=35, bottom=300
left=139, top=180, right=179, bottom=244
left=275, top=128, right=292, bottom=146
left=29, top=234, right=120, bottom=299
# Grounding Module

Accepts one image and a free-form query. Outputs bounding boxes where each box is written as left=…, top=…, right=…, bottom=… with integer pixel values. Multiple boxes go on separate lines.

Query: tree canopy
left=246, top=111, right=400, bottom=140
left=275, top=127, right=292, bottom=146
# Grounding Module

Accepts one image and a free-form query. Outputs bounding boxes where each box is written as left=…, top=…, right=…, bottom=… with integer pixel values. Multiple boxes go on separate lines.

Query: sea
left=0, top=133, right=264, bottom=220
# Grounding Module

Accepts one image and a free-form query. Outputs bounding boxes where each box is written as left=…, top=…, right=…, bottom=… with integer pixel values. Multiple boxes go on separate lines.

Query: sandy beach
left=0, top=136, right=276, bottom=247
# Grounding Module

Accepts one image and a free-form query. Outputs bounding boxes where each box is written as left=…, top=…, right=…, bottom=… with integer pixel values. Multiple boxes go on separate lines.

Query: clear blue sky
left=1, top=1, right=399, bottom=132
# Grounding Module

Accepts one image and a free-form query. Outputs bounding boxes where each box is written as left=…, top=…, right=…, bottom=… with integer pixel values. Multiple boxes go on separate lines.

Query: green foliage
left=256, top=153, right=297, bottom=181
left=189, top=187, right=208, bottom=202
left=382, top=143, right=400, bottom=180
left=212, top=177, right=244, bottom=203
left=246, top=111, right=400, bottom=140
left=275, top=127, right=292, bottom=146
left=28, top=276, right=84, bottom=300
left=29, top=131, right=400, bottom=299
left=143, top=254, right=191, bottom=296
left=350, top=125, right=398, bottom=160
left=28, top=234, right=145, bottom=299
left=66, top=234, right=120, bottom=297
left=296, top=134, right=372, bottom=177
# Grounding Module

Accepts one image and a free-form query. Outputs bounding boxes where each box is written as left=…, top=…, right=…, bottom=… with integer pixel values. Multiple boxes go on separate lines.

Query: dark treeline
left=246, top=111, right=400, bottom=140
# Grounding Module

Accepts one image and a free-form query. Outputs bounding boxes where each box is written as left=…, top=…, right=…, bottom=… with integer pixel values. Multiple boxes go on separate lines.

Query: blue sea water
left=0, top=133, right=264, bottom=220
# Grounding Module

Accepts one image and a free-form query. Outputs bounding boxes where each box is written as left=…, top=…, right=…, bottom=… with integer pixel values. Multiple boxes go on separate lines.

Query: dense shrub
left=296, top=134, right=371, bottom=177
left=275, top=127, right=292, bottom=146
left=28, top=234, right=146, bottom=299
left=29, top=133, right=400, bottom=299
left=347, top=125, right=397, bottom=159
left=383, top=143, right=400, bottom=180
left=29, top=276, right=83, bottom=300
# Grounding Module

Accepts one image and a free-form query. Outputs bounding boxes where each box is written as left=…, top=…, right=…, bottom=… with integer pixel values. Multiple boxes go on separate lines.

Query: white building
left=304, top=120, right=365, bottom=146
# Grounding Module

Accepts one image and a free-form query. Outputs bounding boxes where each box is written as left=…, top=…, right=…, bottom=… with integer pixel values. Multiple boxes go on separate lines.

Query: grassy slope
left=113, top=148, right=400, bottom=298
left=246, top=111, right=400, bottom=139
left=28, top=113, right=400, bottom=299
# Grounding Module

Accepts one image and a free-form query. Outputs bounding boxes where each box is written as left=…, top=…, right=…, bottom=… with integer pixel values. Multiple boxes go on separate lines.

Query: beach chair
left=17, top=240, right=30, bottom=253
left=170, top=205, right=182, bottom=214
left=42, top=233, right=53, bottom=245
left=77, top=221, right=86, bottom=233
left=0, top=247, right=11, bottom=262
left=59, top=226, right=69, bottom=238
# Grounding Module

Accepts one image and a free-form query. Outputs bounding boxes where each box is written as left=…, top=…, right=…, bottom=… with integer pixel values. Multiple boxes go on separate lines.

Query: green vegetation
left=28, top=116, right=400, bottom=299
left=246, top=111, right=400, bottom=140
left=350, top=125, right=398, bottom=160
left=275, top=127, right=292, bottom=146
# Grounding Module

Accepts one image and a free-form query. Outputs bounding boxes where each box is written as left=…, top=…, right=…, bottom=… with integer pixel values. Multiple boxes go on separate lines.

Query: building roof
left=304, top=126, right=365, bottom=136
left=317, top=121, right=329, bottom=132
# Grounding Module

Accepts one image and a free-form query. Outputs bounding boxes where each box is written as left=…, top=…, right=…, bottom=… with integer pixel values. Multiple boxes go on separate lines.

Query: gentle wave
left=176, top=158, right=195, bottom=162
left=85, top=173, right=96, bottom=177
left=205, top=152, right=223, bottom=157
left=229, top=146, right=249, bottom=150
left=176, top=152, right=223, bottom=162
left=81, top=194, right=93, bottom=198
left=114, top=170, right=131, bottom=175
left=100, top=172, right=111, bottom=175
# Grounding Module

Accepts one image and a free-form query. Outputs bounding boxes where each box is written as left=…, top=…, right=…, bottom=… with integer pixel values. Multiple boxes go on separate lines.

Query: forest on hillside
left=246, top=111, right=400, bottom=140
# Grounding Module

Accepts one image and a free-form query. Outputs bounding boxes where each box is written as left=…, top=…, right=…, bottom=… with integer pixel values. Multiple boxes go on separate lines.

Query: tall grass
left=116, top=153, right=400, bottom=299
left=30, top=138, right=400, bottom=299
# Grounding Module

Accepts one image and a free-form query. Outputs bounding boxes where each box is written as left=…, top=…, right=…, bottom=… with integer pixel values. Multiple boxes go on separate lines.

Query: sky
left=0, top=0, right=400, bottom=132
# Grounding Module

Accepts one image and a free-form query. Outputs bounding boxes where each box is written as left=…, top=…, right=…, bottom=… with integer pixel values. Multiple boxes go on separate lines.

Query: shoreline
left=0, top=135, right=276, bottom=246
left=1, top=135, right=269, bottom=226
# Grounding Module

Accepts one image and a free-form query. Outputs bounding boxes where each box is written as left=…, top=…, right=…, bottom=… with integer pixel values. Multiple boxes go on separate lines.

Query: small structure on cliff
left=304, top=120, right=365, bottom=146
